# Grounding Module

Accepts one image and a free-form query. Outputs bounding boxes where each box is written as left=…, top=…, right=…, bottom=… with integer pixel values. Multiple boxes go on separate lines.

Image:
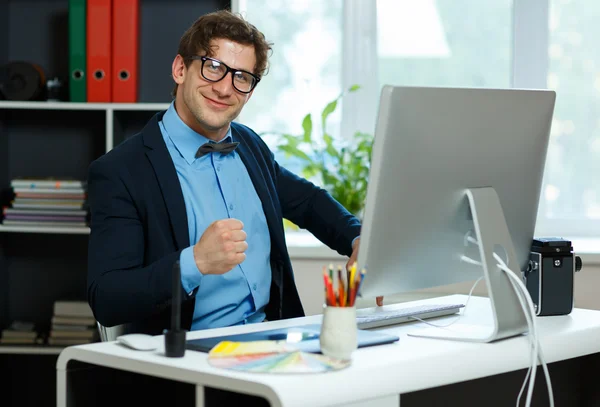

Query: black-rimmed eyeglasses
left=189, top=56, right=260, bottom=94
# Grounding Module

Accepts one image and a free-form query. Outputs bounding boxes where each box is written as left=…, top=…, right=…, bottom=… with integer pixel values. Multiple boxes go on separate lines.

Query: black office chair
left=96, top=321, right=126, bottom=342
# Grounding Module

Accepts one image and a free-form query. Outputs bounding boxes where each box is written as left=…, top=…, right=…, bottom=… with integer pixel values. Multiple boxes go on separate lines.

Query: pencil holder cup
left=319, top=305, right=358, bottom=360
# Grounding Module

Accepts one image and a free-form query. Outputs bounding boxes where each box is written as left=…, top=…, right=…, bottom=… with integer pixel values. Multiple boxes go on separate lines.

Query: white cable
left=511, top=280, right=536, bottom=407
left=465, top=235, right=479, bottom=246
left=502, top=266, right=554, bottom=407
left=493, top=255, right=548, bottom=405
left=501, top=259, right=537, bottom=407
left=490, top=252, right=538, bottom=407
left=457, top=253, right=554, bottom=407
left=460, top=254, right=484, bottom=266
left=493, top=253, right=554, bottom=407
left=505, top=268, right=539, bottom=407
left=408, top=276, right=484, bottom=328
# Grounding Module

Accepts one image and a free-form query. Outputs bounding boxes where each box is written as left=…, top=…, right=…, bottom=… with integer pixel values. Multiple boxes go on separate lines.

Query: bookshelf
left=0, top=346, right=65, bottom=355
left=0, top=100, right=171, bottom=111
left=0, top=0, right=230, bottom=405
left=0, top=224, right=91, bottom=235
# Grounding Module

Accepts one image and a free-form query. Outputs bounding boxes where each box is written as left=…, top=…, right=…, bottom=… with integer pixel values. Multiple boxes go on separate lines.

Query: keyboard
left=356, top=303, right=465, bottom=329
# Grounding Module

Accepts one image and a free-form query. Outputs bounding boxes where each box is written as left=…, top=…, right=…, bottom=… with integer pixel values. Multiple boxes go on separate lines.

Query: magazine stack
left=1, top=177, right=88, bottom=229
left=48, top=300, right=98, bottom=346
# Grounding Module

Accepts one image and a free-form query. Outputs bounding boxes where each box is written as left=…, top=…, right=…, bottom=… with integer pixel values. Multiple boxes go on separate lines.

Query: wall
left=290, top=255, right=600, bottom=317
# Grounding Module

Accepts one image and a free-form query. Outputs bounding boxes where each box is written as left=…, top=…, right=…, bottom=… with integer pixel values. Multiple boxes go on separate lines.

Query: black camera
left=524, top=237, right=583, bottom=316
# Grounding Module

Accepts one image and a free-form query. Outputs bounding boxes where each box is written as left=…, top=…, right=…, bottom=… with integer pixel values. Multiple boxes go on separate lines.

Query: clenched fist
left=193, top=218, right=248, bottom=275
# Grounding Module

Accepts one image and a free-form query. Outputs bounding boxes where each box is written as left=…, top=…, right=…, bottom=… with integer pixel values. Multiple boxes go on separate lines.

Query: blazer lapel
left=142, top=112, right=190, bottom=251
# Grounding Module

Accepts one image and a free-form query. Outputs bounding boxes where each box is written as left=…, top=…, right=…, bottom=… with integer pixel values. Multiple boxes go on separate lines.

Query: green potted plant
left=264, top=85, right=373, bottom=228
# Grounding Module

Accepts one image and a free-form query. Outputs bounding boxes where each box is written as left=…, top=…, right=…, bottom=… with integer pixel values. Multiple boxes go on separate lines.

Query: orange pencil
left=322, top=272, right=331, bottom=305
left=326, top=275, right=336, bottom=306
left=323, top=268, right=335, bottom=306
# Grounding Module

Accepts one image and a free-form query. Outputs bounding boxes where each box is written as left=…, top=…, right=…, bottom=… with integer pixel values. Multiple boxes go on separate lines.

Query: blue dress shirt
left=159, top=103, right=271, bottom=330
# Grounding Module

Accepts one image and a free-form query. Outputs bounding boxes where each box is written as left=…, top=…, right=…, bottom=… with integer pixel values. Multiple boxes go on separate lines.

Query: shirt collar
left=161, top=101, right=233, bottom=165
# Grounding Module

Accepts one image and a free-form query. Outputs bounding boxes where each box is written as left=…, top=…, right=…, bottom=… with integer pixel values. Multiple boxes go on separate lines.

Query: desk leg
left=196, top=385, right=205, bottom=407
left=57, top=368, right=67, bottom=407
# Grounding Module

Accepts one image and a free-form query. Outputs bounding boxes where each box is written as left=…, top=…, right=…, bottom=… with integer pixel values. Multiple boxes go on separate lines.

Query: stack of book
left=0, top=321, right=44, bottom=346
left=48, top=300, right=98, bottom=346
left=1, top=177, right=88, bottom=228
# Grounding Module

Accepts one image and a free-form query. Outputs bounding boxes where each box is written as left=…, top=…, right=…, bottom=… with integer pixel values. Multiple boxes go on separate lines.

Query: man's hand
left=193, top=219, right=248, bottom=275
left=347, top=237, right=384, bottom=307
left=346, top=237, right=360, bottom=274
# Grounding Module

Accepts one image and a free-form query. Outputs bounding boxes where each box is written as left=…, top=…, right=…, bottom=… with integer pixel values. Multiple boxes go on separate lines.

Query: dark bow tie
left=195, top=139, right=240, bottom=158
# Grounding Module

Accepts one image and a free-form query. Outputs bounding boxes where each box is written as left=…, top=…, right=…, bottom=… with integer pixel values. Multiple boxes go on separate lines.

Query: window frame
left=233, top=0, right=600, bottom=246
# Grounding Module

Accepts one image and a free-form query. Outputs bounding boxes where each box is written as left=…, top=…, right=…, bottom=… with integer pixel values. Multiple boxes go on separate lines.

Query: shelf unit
left=1, top=0, right=230, bottom=404
left=0, top=101, right=170, bottom=110
left=0, top=101, right=170, bottom=146
left=0, top=224, right=91, bottom=235
left=0, top=346, right=65, bottom=355
left=0, top=101, right=169, bottom=346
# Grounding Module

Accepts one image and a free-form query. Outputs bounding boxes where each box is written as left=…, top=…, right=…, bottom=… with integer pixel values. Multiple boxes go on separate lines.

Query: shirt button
left=229, top=203, right=234, bottom=210
left=216, top=165, right=221, bottom=172
left=253, top=283, right=257, bottom=291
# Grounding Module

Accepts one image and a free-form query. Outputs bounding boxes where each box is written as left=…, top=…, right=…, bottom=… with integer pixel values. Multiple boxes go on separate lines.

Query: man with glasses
left=87, top=9, right=380, bottom=340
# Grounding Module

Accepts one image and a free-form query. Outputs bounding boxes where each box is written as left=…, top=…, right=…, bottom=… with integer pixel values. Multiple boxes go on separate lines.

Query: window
left=235, top=0, right=600, bottom=245
left=377, top=0, right=512, bottom=89
left=534, top=0, right=600, bottom=238
left=233, top=0, right=343, bottom=175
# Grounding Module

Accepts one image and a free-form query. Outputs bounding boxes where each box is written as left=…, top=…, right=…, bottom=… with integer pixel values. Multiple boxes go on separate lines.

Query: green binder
left=68, top=0, right=86, bottom=102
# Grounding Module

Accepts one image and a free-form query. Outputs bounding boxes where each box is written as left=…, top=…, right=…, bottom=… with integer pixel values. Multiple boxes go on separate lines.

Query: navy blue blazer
left=87, top=111, right=361, bottom=334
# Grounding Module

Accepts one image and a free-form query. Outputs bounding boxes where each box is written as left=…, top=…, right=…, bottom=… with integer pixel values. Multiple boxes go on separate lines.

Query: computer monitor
left=357, top=85, right=556, bottom=342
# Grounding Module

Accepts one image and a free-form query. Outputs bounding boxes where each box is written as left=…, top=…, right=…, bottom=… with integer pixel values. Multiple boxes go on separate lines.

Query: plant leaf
left=281, top=134, right=300, bottom=148
left=322, top=133, right=339, bottom=158
left=301, top=114, right=312, bottom=143
left=274, top=84, right=374, bottom=217
left=321, top=168, right=340, bottom=188
left=301, top=163, right=322, bottom=179
left=278, top=145, right=313, bottom=163
left=321, top=100, right=338, bottom=133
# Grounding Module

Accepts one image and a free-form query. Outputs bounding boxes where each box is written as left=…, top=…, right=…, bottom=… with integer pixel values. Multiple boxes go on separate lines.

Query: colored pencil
left=326, top=276, right=336, bottom=306
left=322, top=271, right=331, bottom=306
left=322, top=263, right=368, bottom=307
left=355, top=268, right=367, bottom=298
left=349, top=262, right=358, bottom=290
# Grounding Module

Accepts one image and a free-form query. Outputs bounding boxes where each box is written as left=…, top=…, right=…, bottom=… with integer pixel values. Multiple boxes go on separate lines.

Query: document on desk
left=186, top=323, right=399, bottom=354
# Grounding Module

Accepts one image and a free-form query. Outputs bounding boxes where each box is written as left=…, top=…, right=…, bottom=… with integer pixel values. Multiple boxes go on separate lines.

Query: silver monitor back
left=358, top=86, right=556, bottom=301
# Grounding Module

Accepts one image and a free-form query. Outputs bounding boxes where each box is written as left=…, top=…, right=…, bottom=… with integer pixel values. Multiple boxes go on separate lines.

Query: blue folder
left=186, top=323, right=400, bottom=354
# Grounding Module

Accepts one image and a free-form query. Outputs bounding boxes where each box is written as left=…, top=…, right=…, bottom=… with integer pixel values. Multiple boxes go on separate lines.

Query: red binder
left=112, top=0, right=139, bottom=103
left=86, top=0, right=112, bottom=102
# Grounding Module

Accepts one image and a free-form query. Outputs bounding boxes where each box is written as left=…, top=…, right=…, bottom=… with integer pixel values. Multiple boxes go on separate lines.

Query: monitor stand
left=408, top=187, right=528, bottom=343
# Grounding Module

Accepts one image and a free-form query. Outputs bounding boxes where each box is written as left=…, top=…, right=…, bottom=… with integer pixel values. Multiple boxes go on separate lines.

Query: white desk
left=56, top=295, right=600, bottom=407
